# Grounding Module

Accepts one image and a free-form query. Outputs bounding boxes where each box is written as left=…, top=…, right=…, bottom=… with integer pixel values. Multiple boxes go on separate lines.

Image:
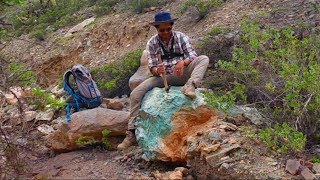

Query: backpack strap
left=63, top=70, right=84, bottom=122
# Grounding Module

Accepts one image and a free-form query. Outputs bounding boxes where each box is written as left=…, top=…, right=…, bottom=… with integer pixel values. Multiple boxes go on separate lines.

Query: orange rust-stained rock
left=160, top=106, right=218, bottom=162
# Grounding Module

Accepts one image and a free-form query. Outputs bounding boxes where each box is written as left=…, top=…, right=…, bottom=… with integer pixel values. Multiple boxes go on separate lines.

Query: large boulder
left=46, top=107, right=129, bottom=152
left=135, top=87, right=219, bottom=162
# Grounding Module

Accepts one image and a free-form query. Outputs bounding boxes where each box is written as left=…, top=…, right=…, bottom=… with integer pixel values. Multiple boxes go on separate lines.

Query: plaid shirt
left=146, top=31, right=197, bottom=75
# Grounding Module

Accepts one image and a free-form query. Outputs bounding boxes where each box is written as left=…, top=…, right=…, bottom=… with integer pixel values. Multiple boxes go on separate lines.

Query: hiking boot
left=117, top=130, right=136, bottom=150
left=181, top=83, right=196, bottom=99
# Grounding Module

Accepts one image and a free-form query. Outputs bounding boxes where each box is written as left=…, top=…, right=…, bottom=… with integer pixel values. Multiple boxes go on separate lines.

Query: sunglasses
left=158, top=27, right=172, bottom=33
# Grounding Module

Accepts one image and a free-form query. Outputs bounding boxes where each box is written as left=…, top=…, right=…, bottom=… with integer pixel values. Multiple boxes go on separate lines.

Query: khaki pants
left=127, top=55, right=209, bottom=130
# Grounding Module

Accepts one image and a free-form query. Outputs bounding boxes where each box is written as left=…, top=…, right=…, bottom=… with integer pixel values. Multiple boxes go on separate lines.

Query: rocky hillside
left=1, top=0, right=320, bottom=179
left=3, top=0, right=317, bottom=87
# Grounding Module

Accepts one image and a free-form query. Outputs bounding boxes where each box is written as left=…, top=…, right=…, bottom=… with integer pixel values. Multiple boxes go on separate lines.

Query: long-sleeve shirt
left=146, top=31, right=197, bottom=75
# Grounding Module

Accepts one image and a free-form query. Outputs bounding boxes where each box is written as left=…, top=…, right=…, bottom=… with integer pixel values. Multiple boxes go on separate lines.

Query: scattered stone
left=228, top=138, right=237, bottom=144
left=4, top=87, right=26, bottom=105
left=174, top=167, right=188, bottom=175
left=208, top=129, right=221, bottom=141
left=312, top=163, right=320, bottom=174
left=219, top=124, right=228, bottom=129
left=271, top=162, right=278, bottom=166
left=301, top=167, right=316, bottom=180
left=205, top=144, right=240, bottom=167
left=285, top=159, right=301, bottom=175
left=228, top=106, right=269, bottom=126
left=221, top=122, right=238, bottom=131
left=65, top=17, right=95, bottom=37
left=141, top=154, right=150, bottom=162
left=36, top=109, right=54, bottom=121
left=16, top=138, right=28, bottom=146
left=168, top=171, right=183, bottom=180
left=220, top=156, right=230, bottom=161
left=220, top=163, right=230, bottom=169
left=186, top=175, right=195, bottom=180
left=152, top=170, right=162, bottom=179
left=113, top=156, right=123, bottom=161
left=7, top=107, right=19, bottom=117
left=24, top=111, right=37, bottom=122
left=103, top=98, right=126, bottom=110
left=51, top=117, right=67, bottom=129
left=37, top=124, right=55, bottom=135
left=50, top=85, right=65, bottom=97
left=201, top=143, right=221, bottom=154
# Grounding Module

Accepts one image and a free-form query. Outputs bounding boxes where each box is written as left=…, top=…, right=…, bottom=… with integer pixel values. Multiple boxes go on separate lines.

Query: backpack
left=63, top=64, right=102, bottom=122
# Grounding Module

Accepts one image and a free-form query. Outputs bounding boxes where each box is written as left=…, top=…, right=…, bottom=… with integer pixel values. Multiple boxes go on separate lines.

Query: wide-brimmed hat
left=150, top=12, right=177, bottom=26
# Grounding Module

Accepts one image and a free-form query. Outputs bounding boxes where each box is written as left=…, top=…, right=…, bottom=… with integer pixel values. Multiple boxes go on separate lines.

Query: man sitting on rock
left=117, top=11, right=209, bottom=150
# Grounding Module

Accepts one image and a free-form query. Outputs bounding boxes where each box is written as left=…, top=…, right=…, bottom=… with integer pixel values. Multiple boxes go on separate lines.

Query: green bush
left=240, top=126, right=257, bottom=139
left=91, top=49, right=142, bottom=97
left=204, top=91, right=235, bottom=112
left=210, top=20, right=320, bottom=142
left=31, top=29, right=46, bottom=41
left=203, top=82, right=246, bottom=112
left=101, top=129, right=111, bottom=148
left=6, top=0, right=120, bottom=39
left=181, top=0, right=224, bottom=20
left=75, top=136, right=97, bottom=147
left=8, top=62, right=36, bottom=88
left=311, top=156, right=320, bottom=163
left=93, top=0, right=119, bottom=16
left=75, top=129, right=111, bottom=149
left=259, top=123, right=306, bottom=154
left=29, top=87, right=66, bottom=110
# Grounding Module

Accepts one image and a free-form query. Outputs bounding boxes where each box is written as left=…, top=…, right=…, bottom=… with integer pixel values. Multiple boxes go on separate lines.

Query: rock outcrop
left=135, top=86, right=221, bottom=162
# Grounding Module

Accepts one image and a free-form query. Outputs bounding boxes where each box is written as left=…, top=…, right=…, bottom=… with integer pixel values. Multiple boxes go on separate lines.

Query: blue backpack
left=63, top=64, right=102, bottom=122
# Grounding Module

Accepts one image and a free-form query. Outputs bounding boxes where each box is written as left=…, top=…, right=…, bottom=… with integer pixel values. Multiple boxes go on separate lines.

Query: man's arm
left=180, top=33, right=197, bottom=65
left=146, top=37, right=160, bottom=76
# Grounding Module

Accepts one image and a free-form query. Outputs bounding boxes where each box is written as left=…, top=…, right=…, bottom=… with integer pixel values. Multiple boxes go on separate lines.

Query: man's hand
left=157, top=63, right=165, bottom=75
left=174, top=60, right=185, bottom=77
left=151, top=63, right=165, bottom=76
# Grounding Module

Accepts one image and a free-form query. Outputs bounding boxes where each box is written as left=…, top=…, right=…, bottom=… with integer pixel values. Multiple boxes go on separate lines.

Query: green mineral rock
left=135, top=86, right=205, bottom=160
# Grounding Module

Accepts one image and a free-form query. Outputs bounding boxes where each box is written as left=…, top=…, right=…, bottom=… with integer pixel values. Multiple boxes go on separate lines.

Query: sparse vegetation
left=204, top=20, right=320, bottom=142
left=101, top=129, right=111, bottom=148
left=311, top=156, right=320, bottom=163
left=5, top=0, right=120, bottom=40
left=75, top=129, right=111, bottom=149
left=7, top=62, right=36, bottom=88
left=91, top=49, right=142, bottom=98
left=240, top=126, right=257, bottom=139
left=76, top=135, right=98, bottom=147
left=0, top=132, right=25, bottom=178
left=259, top=123, right=306, bottom=154
left=28, top=87, right=66, bottom=110
left=129, top=0, right=166, bottom=13
left=181, top=0, right=225, bottom=20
